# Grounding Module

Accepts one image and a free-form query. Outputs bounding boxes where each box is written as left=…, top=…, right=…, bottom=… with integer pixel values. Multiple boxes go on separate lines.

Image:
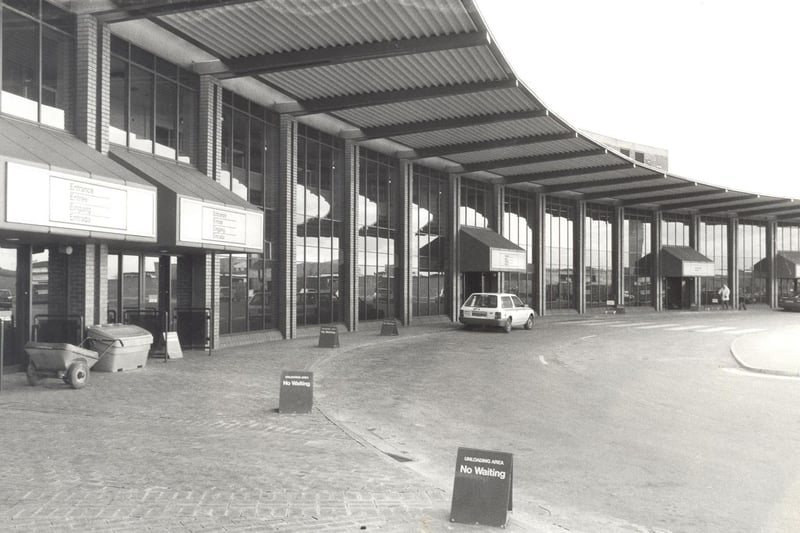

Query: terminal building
left=2, top=0, right=799, bottom=370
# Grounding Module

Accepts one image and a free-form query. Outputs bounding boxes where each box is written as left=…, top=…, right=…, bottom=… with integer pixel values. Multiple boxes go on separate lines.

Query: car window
left=512, top=295, right=525, bottom=307
left=484, top=295, right=497, bottom=308
left=501, top=296, right=513, bottom=309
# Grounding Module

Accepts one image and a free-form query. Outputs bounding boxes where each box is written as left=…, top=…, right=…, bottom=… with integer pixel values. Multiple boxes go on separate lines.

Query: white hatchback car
left=459, top=292, right=535, bottom=333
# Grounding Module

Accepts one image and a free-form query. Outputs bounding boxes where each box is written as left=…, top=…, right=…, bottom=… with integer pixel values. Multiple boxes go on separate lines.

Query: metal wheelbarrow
left=24, top=341, right=102, bottom=389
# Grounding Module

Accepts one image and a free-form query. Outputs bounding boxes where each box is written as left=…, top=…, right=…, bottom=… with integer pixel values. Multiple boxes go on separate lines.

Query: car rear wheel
left=503, top=317, right=513, bottom=333
left=524, top=314, right=534, bottom=330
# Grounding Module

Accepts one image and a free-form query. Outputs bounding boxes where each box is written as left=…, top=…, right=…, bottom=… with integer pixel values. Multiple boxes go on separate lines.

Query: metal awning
left=753, top=251, right=800, bottom=278
left=459, top=226, right=526, bottom=272
left=109, top=148, right=263, bottom=253
left=0, top=116, right=157, bottom=242
left=61, top=0, right=800, bottom=220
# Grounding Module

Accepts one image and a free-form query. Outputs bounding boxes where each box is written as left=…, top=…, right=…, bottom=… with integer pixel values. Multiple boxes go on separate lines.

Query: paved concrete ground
left=731, top=323, right=800, bottom=377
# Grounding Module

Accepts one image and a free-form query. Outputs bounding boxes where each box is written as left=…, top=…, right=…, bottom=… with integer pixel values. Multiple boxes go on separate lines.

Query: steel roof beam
left=622, top=188, right=722, bottom=207
left=662, top=195, right=760, bottom=211
left=583, top=182, right=688, bottom=200
left=696, top=198, right=789, bottom=214
left=503, top=163, right=633, bottom=185
left=194, top=31, right=492, bottom=78
left=733, top=203, right=800, bottom=217
left=92, top=0, right=258, bottom=22
left=347, top=109, right=549, bottom=141
left=460, top=148, right=607, bottom=174
left=279, top=78, right=518, bottom=116
left=775, top=211, right=800, bottom=221
left=399, top=132, right=578, bottom=160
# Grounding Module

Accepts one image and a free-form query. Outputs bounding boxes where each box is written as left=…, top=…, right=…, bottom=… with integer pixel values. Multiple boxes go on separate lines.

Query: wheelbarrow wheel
left=67, top=361, right=89, bottom=389
left=26, top=362, right=43, bottom=386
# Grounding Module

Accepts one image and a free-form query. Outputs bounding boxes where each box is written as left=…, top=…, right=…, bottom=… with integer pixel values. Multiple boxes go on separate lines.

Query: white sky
left=475, top=0, right=800, bottom=199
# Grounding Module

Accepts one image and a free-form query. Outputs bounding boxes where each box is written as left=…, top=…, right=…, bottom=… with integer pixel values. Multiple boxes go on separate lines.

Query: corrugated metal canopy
left=68, top=0, right=800, bottom=220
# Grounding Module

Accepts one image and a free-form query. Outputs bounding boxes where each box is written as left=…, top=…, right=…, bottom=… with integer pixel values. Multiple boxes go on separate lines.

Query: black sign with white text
left=318, top=326, right=340, bottom=348
left=278, top=371, right=313, bottom=414
left=450, top=447, right=513, bottom=527
left=380, top=319, right=399, bottom=336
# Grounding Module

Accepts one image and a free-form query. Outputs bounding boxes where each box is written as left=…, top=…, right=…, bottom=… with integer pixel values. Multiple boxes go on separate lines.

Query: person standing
left=718, top=283, right=731, bottom=310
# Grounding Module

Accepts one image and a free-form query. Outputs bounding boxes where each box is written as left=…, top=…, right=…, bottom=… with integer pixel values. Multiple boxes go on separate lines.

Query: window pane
left=129, top=65, right=154, bottom=152
left=231, top=110, right=248, bottom=199
left=178, top=86, right=197, bottom=164
left=41, top=26, right=72, bottom=128
left=2, top=9, right=39, bottom=122
left=154, top=75, right=177, bottom=158
left=110, top=56, right=128, bottom=145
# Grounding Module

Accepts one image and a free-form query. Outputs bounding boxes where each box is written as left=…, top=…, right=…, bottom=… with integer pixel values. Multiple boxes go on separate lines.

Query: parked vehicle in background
left=779, top=294, right=800, bottom=312
left=459, top=292, right=535, bottom=333
left=0, top=288, right=12, bottom=309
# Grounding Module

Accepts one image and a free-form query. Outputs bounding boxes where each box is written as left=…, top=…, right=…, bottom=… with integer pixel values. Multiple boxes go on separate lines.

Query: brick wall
left=74, top=15, right=97, bottom=148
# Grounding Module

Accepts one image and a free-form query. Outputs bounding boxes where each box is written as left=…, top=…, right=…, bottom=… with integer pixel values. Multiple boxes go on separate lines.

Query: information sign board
left=318, top=326, right=340, bottom=348
left=278, top=371, right=313, bottom=414
left=380, top=319, right=399, bottom=336
left=450, top=447, right=513, bottom=527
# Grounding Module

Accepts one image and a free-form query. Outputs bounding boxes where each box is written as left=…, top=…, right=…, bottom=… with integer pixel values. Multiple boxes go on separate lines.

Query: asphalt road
left=314, top=309, right=800, bottom=532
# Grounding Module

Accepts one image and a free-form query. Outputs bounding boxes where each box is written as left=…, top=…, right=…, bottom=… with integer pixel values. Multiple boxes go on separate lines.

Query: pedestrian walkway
left=569, top=317, right=766, bottom=337
left=730, top=325, right=800, bottom=377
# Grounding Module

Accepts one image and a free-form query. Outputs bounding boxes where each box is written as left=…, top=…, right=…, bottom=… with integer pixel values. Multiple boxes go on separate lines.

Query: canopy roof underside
left=66, top=0, right=800, bottom=222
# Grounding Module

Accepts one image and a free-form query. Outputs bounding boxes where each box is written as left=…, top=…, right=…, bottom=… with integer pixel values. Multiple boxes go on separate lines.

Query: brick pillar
left=278, top=115, right=297, bottom=339
left=75, top=15, right=97, bottom=149
left=447, top=173, right=461, bottom=319
left=613, top=207, right=625, bottom=308
left=343, top=141, right=360, bottom=331
left=652, top=211, right=663, bottom=311
left=398, top=159, right=413, bottom=326
left=97, top=24, right=110, bottom=154
left=575, top=200, right=586, bottom=314
left=95, top=244, right=108, bottom=324
left=202, top=254, right=216, bottom=348
left=198, top=76, right=222, bottom=180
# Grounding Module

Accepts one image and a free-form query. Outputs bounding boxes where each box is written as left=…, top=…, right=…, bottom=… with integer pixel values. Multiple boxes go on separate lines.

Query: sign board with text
left=4, top=161, right=156, bottom=239
left=490, top=248, right=526, bottom=272
left=178, top=196, right=263, bottom=251
left=380, top=319, right=399, bottom=336
left=450, top=447, right=513, bottom=528
left=279, top=371, right=313, bottom=414
left=682, top=261, right=714, bottom=277
left=318, top=326, right=340, bottom=348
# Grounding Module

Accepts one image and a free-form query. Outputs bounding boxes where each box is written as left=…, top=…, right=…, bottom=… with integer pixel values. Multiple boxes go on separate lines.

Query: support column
left=494, top=183, right=505, bottom=291
left=343, top=141, right=360, bottom=331
left=398, top=160, right=413, bottom=326
left=575, top=200, right=586, bottom=314
left=532, top=193, right=546, bottom=316
left=728, top=218, right=739, bottom=309
left=767, top=221, right=778, bottom=308
left=613, top=207, right=625, bottom=309
left=95, top=244, right=108, bottom=324
left=198, top=76, right=222, bottom=180
left=278, top=115, right=298, bottom=339
left=447, top=173, right=461, bottom=320
left=652, top=211, right=663, bottom=311
left=689, top=214, right=702, bottom=309
left=75, top=15, right=98, bottom=149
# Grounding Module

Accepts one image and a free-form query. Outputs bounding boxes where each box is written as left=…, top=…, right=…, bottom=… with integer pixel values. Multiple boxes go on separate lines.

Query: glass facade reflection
left=738, top=221, right=766, bottom=304
left=585, top=204, right=613, bottom=308
left=296, top=125, right=344, bottom=326
left=660, top=213, right=690, bottom=246
left=545, top=198, right=574, bottom=311
left=775, top=224, right=800, bottom=298
left=502, top=189, right=534, bottom=305
left=697, top=218, right=728, bottom=305
left=623, top=209, right=652, bottom=307
left=110, top=35, right=198, bottom=164
left=412, top=166, right=447, bottom=317
left=460, top=178, right=491, bottom=228
left=358, top=148, right=397, bottom=320
left=2, top=1, right=74, bottom=128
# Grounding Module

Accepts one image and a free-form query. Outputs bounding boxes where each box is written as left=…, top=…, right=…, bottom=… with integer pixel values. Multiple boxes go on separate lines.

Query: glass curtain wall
left=502, top=189, right=534, bottom=304
left=697, top=218, right=728, bottom=305
left=585, top=204, right=613, bottom=308
left=216, top=91, right=278, bottom=334
left=1, top=1, right=74, bottom=128
left=411, top=166, right=447, bottom=317
left=775, top=225, right=800, bottom=298
left=460, top=178, right=491, bottom=228
left=358, top=148, right=398, bottom=320
left=623, top=209, right=652, bottom=307
left=738, top=221, right=766, bottom=304
left=296, top=125, right=345, bottom=326
left=661, top=213, right=690, bottom=246
left=109, top=35, right=198, bottom=164
left=545, top=198, right=575, bottom=311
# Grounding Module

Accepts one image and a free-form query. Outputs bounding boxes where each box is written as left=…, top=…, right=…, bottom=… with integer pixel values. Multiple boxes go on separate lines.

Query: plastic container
left=87, top=324, right=153, bottom=372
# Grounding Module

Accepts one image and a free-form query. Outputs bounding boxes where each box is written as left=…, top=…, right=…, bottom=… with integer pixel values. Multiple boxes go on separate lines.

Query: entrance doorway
left=664, top=277, right=692, bottom=310
left=0, top=246, right=23, bottom=368
left=462, top=272, right=498, bottom=303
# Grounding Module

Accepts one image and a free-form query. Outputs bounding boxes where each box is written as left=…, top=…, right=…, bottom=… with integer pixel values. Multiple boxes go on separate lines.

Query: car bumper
left=459, top=316, right=505, bottom=327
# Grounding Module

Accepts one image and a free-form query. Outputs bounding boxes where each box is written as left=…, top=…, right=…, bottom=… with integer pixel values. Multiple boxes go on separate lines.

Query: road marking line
left=722, top=368, right=799, bottom=380
left=538, top=355, right=548, bottom=365
left=696, top=326, right=737, bottom=332
left=721, top=328, right=766, bottom=335
left=579, top=334, right=597, bottom=340
left=664, top=325, right=708, bottom=331
left=608, top=322, right=652, bottom=328
left=636, top=323, right=680, bottom=329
